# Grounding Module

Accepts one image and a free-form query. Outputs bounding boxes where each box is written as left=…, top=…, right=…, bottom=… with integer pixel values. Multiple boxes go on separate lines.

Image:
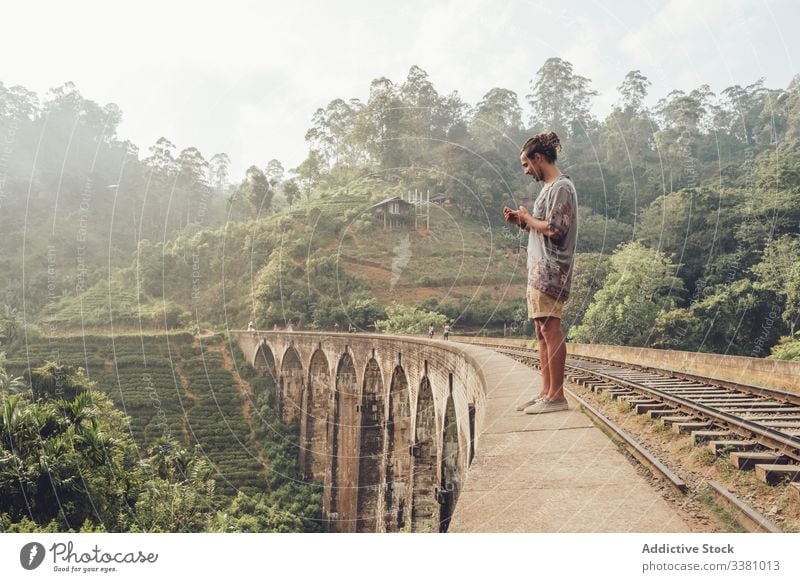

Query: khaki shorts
left=527, top=287, right=566, bottom=320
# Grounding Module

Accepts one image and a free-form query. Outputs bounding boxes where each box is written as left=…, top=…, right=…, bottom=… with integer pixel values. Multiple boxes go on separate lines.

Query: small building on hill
left=369, top=196, right=415, bottom=230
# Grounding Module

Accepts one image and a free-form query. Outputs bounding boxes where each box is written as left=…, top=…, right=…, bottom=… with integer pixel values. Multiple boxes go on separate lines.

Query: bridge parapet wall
left=453, top=336, right=799, bottom=393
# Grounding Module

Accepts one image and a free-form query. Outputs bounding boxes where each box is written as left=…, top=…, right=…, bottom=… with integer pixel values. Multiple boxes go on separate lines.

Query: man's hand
left=504, top=206, right=532, bottom=230
left=503, top=206, right=521, bottom=226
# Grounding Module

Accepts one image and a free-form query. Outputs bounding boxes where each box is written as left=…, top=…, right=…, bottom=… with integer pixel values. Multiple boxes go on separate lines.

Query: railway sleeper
left=635, top=402, right=672, bottom=415
left=692, top=430, right=732, bottom=445
left=691, top=398, right=763, bottom=405
left=660, top=415, right=697, bottom=426
left=673, top=421, right=714, bottom=434
left=642, top=381, right=701, bottom=387
left=648, top=408, right=678, bottom=419
left=580, top=379, right=609, bottom=387
left=758, top=421, right=800, bottom=429
left=729, top=451, right=792, bottom=471
left=650, top=387, right=720, bottom=394
left=754, top=464, right=800, bottom=485
left=707, top=439, right=758, bottom=456
left=722, top=409, right=800, bottom=416
left=622, top=396, right=659, bottom=405
left=727, top=410, right=800, bottom=427
left=608, top=390, right=634, bottom=401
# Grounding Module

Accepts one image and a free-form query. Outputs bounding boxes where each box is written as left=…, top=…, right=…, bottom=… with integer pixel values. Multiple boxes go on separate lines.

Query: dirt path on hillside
left=198, top=335, right=270, bottom=481
left=174, top=358, right=199, bottom=447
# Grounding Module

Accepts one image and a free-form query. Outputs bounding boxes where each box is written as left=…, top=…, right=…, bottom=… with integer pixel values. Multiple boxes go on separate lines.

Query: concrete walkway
left=448, top=342, right=690, bottom=533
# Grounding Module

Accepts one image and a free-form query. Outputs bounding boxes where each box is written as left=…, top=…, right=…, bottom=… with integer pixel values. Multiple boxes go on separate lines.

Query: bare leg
left=540, top=317, right=566, bottom=401
left=535, top=319, right=550, bottom=398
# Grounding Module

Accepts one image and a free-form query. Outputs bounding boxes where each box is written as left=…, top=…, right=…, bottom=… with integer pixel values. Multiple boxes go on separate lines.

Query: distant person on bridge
left=428, top=324, right=434, bottom=339
left=247, top=320, right=256, bottom=332
left=503, top=131, right=577, bottom=414
left=443, top=323, right=450, bottom=340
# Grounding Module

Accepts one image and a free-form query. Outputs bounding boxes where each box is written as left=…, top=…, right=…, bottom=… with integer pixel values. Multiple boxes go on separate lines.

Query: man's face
left=520, top=152, right=543, bottom=182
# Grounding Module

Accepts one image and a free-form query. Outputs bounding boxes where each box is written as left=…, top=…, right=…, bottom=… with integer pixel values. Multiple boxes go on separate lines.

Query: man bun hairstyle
left=521, top=131, right=561, bottom=163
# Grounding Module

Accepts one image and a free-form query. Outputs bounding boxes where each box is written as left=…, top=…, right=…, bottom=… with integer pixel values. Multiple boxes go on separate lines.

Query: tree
left=292, top=150, right=324, bottom=196
left=0, top=352, right=24, bottom=392
left=398, top=65, right=445, bottom=165
left=357, top=77, right=405, bottom=168
left=176, top=147, right=210, bottom=228
left=526, top=57, right=598, bottom=138
left=635, top=187, right=743, bottom=295
left=569, top=242, right=685, bottom=346
left=264, top=159, right=285, bottom=187
left=144, top=137, right=178, bottom=174
left=0, top=305, right=20, bottom=347
left=656, top=86, right=714, bottom=135
left=374, top=303, right=447, bottom=334
left=718, top=80, right=767, bottom=146
left=237, top=166, right=273, bottom=214
left=208, top=152, right=231, bottom=193
left=0, top=362, right=136, bottom=529
left=617, top=70, right=651, bottom=116
left=472, top=88, right=523, bottom=153
left=304, top=98, right=363, bottom=167
left=575, top=208, right=634, bottom=254
left=0, top=83, right=39, bottom=120
left=598, top=72, right=661, bottom=220
left=562, top=253, right=612, bottom=332
left=652, top=279, right=783, bottom=355
left=782, top=75, right=800, bottom=141
left=752, top=235, right=800, bottom=337
left=433, top=90, right=471, bottom=143
left=282, top=179, right=300, bottom=208
left=748, top=140, right=800, bottom=238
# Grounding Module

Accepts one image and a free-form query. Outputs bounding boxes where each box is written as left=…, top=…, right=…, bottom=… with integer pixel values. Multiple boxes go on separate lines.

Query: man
left=503, top=131, right=577, bottom=414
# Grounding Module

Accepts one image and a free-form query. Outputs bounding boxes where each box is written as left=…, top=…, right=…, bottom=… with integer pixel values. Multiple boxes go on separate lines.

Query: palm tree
left=0, top=352, right=25, bottom=393
left=0, top=305, right=20, bottom=346
left=57, top=391, right=97, bottom=432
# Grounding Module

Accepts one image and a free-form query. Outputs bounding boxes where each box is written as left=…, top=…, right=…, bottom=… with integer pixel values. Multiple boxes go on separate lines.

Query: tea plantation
left=4, top=332, right=270, bottom=498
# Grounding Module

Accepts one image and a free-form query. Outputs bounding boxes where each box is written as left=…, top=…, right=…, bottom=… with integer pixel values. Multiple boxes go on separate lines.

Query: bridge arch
left=326, top=351, right=360, bottom=532
left=384, top=364, right=412, bottom=532
left=301, top=348, right=330, bottom=482
left=356, top=356, right=385, bottom=532
left=253, top=342, right=277, bottom=382
left=280, top=346, right=304, bottom=423
left=439, top=386, right=461, bottom=532
left=411, top=375, right=438, bottom=532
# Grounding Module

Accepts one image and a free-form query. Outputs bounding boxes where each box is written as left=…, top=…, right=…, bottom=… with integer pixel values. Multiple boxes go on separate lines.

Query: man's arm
left=518, top=207, right=559, bottom=237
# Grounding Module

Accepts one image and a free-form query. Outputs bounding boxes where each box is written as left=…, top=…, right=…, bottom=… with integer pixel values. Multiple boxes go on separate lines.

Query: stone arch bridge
left=231, top=330, right=501, bottom=533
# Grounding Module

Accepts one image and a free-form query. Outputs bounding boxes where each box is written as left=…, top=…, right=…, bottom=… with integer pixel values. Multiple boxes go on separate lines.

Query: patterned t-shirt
left=526, top=174, right=578, bottom=301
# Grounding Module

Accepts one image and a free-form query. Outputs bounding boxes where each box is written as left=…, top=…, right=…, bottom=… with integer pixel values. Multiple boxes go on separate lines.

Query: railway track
left=469, top=341, right=800, bottom=532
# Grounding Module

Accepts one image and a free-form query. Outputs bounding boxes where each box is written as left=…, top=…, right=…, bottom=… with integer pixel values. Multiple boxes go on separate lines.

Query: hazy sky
left=2, top=0, right=797, bottom=180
